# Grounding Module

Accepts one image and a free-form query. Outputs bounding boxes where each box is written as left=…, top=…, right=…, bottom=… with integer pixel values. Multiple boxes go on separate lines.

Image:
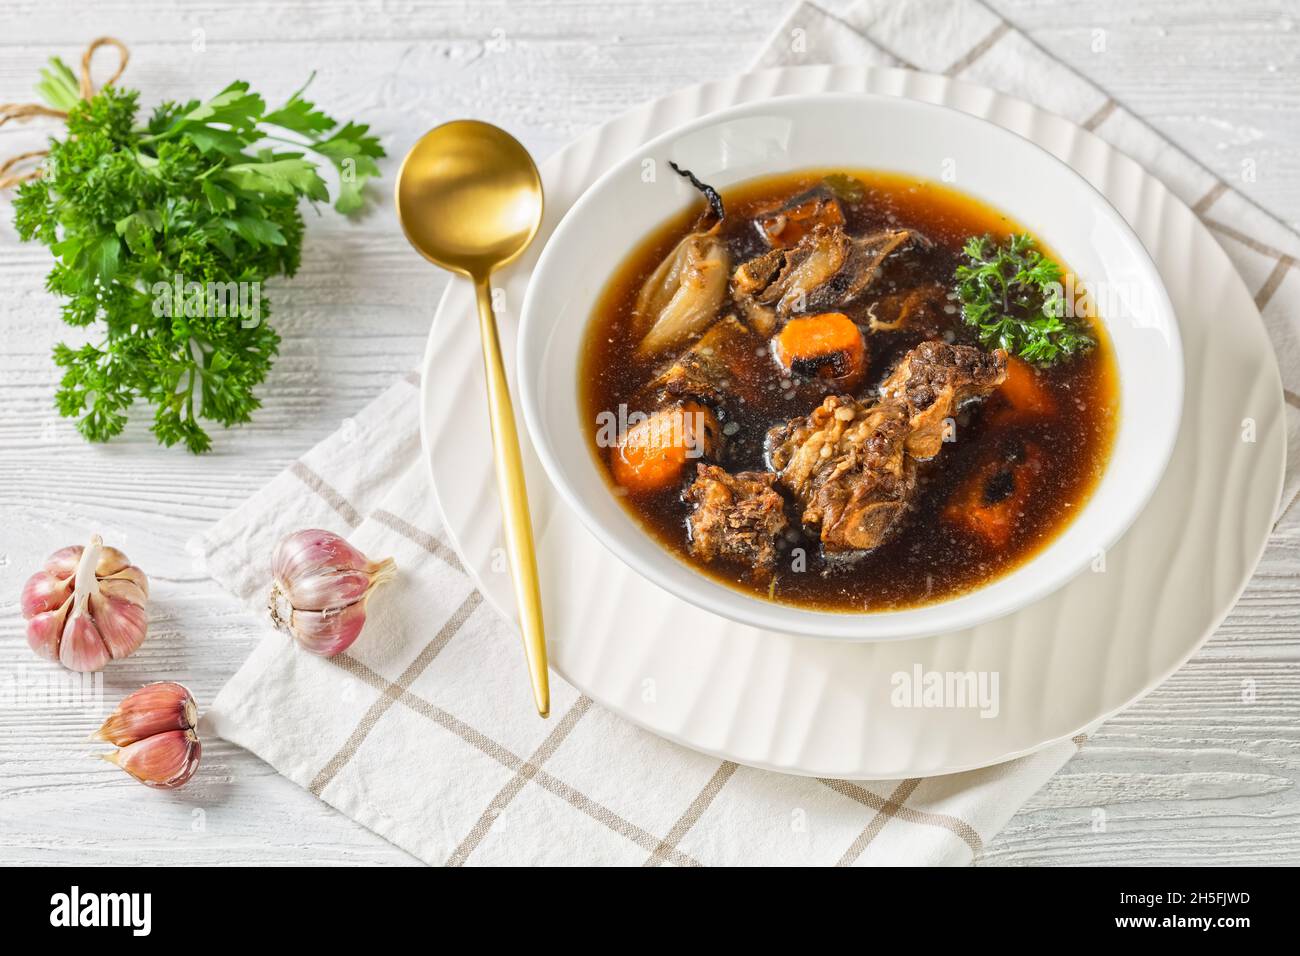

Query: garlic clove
left=21, top=569, right=73, bottom=617
left=272, top=529, right=375, bottom=586
left=43, top=545, right=84, bottom=577
left=94, top=681, right=197, bottom=747
left=95, top=545, right=133, bottom=576
left=97, top=575, right=147, bottom=607
left=59, top=613, right=111, bottom=673
left=284, top=600, right=370, bottom=657
left=90, top=593, right=149, bottom=660
left=105, top=564, right=149, bottom=600
left=101, top=728, right=201, bottom=789
left=281, top=567, right=374, bottom=612
left=26, top=602, right=70, bottom=661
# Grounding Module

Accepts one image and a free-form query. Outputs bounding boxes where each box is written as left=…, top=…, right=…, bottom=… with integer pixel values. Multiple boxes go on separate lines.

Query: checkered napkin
left=202, top=0, right=1300, bottom=866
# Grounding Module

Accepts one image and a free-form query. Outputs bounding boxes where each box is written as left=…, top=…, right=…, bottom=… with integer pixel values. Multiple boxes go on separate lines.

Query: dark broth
left=580, top=169, right=1118, bottom=611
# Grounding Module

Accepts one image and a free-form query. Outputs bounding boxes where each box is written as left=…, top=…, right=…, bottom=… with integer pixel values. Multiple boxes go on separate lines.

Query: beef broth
left=580, top=169, right=1119, bottom=612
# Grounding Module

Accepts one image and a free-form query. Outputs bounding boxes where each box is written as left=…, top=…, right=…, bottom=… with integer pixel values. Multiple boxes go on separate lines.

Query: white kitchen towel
left=202, top=0, right=1300, bottom=866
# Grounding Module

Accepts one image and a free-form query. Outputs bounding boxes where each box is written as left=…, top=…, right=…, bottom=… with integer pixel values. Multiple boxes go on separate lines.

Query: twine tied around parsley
left=0, top=37, right=130, bottom=189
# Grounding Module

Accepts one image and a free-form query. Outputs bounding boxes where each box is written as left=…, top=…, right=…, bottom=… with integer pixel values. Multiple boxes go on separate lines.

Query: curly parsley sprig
left=11, top=61, right=384, bottom=452
left=953, top=233, right=1093, bottom=365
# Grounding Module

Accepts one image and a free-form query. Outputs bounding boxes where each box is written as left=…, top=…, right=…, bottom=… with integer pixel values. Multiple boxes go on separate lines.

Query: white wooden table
left=2, top=0, right=1297, bottom=866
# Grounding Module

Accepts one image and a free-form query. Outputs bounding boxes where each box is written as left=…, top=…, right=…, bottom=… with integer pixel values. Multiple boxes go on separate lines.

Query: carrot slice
left=943, top=443, right=1043, bottom=549
left=611, top=402, right=719, bottom=494
left=995, top=355, right=1055, bottom=420
left=773, top=312, right=867, bottom=390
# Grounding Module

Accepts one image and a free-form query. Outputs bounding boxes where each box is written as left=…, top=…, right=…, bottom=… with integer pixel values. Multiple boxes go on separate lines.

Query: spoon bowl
left=396, top=120, right=544, bottom=279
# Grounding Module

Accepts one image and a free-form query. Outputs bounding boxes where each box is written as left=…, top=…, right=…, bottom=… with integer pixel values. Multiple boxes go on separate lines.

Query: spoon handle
left=472, top=276, right=551, bottom=718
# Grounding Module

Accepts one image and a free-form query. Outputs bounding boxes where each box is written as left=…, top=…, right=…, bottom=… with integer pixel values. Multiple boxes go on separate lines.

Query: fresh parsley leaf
left=11, top=64, right=385, bottom=452
left=220, top=158, right=330, bottom=201
left=312, top=121, right=385, bottom=214
left=953, top=233, right=1093, bottom=365
left=263, top=75, right=338, bottom=135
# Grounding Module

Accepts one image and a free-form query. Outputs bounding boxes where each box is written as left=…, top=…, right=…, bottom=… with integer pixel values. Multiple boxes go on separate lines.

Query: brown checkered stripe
left=286, top=468, right=712, bottom=865
left=824, top=778, right=983, bottom=864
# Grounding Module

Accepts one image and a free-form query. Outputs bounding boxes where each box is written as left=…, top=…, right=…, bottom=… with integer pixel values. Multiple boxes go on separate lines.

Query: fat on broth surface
left=580, top=169, right=1118, bottom=612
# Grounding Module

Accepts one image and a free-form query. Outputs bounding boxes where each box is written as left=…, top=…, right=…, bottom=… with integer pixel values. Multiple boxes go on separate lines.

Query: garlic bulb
left=268, top=529, right=396, bottom=657
left=94, top=682, right=201, bottom=790
left=21, top=535, right=149, bottom=672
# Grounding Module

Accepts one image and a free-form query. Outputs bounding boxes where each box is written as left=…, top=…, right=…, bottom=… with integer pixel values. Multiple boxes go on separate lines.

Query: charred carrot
left=611, top=402, right=720, bottom=494
left=773, top=312, right=867, bottom=390
left=943, top=443, right=1043, bottom=549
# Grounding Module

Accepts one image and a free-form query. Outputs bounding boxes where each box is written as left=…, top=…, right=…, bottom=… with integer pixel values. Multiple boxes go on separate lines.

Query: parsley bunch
left=12, top=61, right=384, bottom=452
left=953, top=234, right=1093, bottom=365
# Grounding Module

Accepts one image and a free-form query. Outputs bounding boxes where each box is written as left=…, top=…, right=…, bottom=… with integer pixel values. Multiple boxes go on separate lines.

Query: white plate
left=420, top=66, right=1285, bottom=778
left=515, top=92, right=1183, bottom=640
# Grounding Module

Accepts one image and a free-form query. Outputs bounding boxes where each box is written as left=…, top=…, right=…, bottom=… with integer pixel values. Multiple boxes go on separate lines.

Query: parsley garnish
left=11, top=63, right=384, bottom=452
left=953, top=234, right=1093, bottom=365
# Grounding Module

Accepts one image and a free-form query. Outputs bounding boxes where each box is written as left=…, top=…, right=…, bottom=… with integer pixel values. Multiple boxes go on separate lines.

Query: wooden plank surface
left=0, top=0, right=1296, bottom=866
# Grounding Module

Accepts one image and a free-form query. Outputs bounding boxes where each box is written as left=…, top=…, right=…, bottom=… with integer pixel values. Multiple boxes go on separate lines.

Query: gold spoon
left=395, top=120, right=550, bottom=717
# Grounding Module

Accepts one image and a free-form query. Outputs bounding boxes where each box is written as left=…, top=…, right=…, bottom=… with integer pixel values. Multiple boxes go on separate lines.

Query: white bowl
left=517, top=92, right=1182, bottom=641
